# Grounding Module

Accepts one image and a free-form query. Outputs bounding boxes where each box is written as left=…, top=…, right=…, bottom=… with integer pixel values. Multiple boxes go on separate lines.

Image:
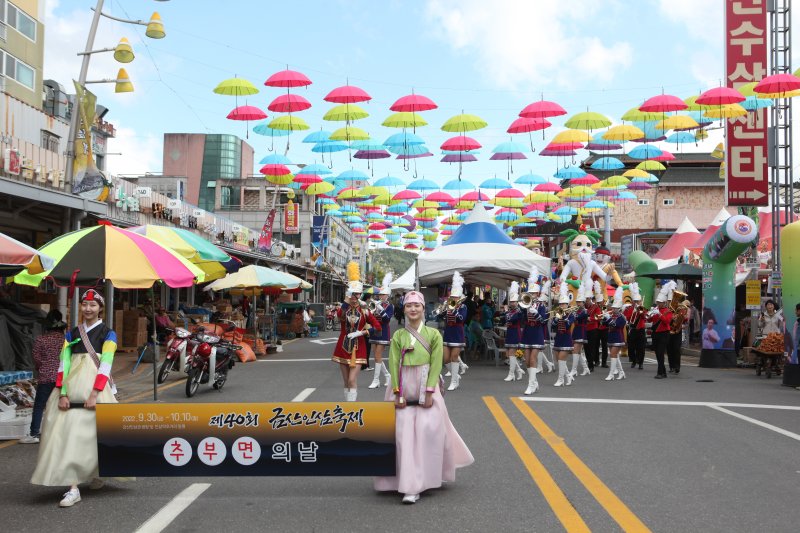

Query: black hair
left=765, top=299, right=778, bottom=310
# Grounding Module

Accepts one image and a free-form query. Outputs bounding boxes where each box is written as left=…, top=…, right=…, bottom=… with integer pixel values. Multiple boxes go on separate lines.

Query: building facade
left=1, top=0, right=44, bottom=109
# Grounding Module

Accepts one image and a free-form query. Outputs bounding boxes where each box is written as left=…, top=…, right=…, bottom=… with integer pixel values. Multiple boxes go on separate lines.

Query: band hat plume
left=346, top=261, right=363, bottom=294
left=630, top=281, right=642, bottom=301
left=509, top=281, right=520, bottom=302
left=611, top=284, right=625, bottom=308
left=450, top=270, right=464, bottom=298
left=379, top=271, right=393, bottom=295
left=655, top=280, right=675, bottom=303
left=558, top=281, right=570, bottom=304
left=538, top=279, right=551, bottom=302
left=527, top=267, right=540, bottom=293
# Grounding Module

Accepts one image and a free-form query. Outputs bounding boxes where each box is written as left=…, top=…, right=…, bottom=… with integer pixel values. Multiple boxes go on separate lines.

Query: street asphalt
left=1, top=327, right=798, bottom=533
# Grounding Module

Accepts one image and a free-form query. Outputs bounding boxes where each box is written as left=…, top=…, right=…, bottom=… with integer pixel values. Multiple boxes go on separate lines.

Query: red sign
left=257, top=209, right=276, bottom=252
left=725, top=0, right=768, bottom=206
left=284, top=200, right=299, bottom=235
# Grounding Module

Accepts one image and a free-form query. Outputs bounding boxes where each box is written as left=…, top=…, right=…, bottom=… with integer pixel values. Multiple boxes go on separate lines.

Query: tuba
left=519, top=293, right=536, bottom=309
left=668, top=290, right=687, bottom=312
left=670, top=305, right=687, bottom=334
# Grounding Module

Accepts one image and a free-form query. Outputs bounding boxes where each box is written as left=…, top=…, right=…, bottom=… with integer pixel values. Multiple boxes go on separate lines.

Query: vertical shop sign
left=725, top=0, right=768, bottom=206
left=257, top=209, right=277, bottom=252
left=284, top=200, right=300, bottom=234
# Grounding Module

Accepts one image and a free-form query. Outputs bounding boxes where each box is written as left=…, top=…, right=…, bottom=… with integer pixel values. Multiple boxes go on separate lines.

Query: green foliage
left=368, top=248, right=415, bottom=283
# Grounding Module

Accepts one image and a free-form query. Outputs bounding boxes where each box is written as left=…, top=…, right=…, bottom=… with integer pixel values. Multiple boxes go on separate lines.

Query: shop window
left=662, top=198, right=675, bottom=206
left=41, top=130, right=59, bottom=152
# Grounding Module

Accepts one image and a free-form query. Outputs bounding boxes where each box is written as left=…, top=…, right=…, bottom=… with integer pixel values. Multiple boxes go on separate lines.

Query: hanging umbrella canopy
left=441, top=135, right=481, bottom=151
left=666, top=132, right=696, bottom=144
left=515, top=173, right=546, bottom=185
left=703, top=104, right=747, bottom=119
left=0, top=232, right=55, bottom=276
left=564, top=111, right=612, bottom=130
left=695, top=86, right=745, bottom=106
left=305, top=182, right=335, bottom=195
left=259, top=154, right=292, bottom=165
left=268, top=94, right=312, bottom=113
left=492, top=141, right=528, bottom=153
left=252, top=124, right=291, bottom=138
left=635, top=160, right=666, bottom=171
left=329, top=126, right=370, bottom=141
left=620, top=107, right=662, bottom=122
left=323, top=104, right=369, bottom=122
left=569, top=174, right=600, bottom=186
left=533, top=182, right=563, bottom=193
left=639, top=94, right=688, bottom=112
left=268, top=115, right=310, bottom=131
left=382, top=112, right=428, bottom=128
left=391, top=93, right=438, bottom=112
left=227, top=105, right=267, bottom=121
left=312, top=141, right=348, bottom=153
left=214, top=77, right=259, bottom=96
left=591, top=157, right=625, bottom=170
left=298, top=163, right=333, bottom=175
left=507, top=117, right=551, bottom=133
left=14, top=223, right=204, bottom=289
left=628, top=144, right=663, bottom=159
left=753, top=73, right=800, bottom=95
left=603, top=124, right=645, bottom=141
left=656, top=115, right=699, bottom=130
left=302, top=130, right=332, bottom=144
left=441, top=113, right=488, bottom=132
left=324, top=85, right=372, bottom=103
left=554, top=166, right=586, bottom=180
left=384, top=131, right=425, bottom=147
left=374, top=175, right=406, bottom=188
left=260, top=163, right=292, bottom=176
left=129, top=226, right=239, bottom=282
left=519, top=100, right=567, bottom=118
left=206, top=265, right=309, bottom=291
left=264, top=69, right=312, bottom=88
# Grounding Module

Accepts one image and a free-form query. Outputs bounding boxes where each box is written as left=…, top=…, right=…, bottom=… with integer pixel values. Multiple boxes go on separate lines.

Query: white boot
left=447, top=362, right=461, bottom=390
left=504, top=356, right=518, bottom=381
left=570, top=353, right=580, bottom=377
left=344, top=387, right=350, bottom=401
left=543, top=351, right=555, bottom=373
left=554, top=360, right=567, bottom=387
left=615, top=359, right=626, bottom=380
left=368, top=363, right=382, bottom=389
left=580, top=354, right=591, bottom=376
left=524, top=368, right=539, bottom=395
left=382, top=361, right=391, bottom=386
left=536, top=355, right=544, bottom=373
left=346, top=388, right=358, bottom=401
left=458, top=356, right=469, bottom=375
left=515, top=357, right=526, bottom=380
left=605, top=358, right=617, bottom=381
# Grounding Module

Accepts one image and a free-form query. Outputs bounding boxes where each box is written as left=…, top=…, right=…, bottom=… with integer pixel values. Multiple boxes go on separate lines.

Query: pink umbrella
left=440, top=135, right=482, bottom=151
left=569, top=174, right=599, bottom=185
left=495, top=188, right=524, bottom=198
left=268, top=93, right=312, bottom=113
left=652, top=150, right=675, bottom=162
left=546, top=141, right=583, bottom=151
left=534, top=182, right=563, bottom=192
left=460, top=191, right=491, bottom=201
left=227, top=105, right=267, bottom=121
left=391, top=93, right=438, bottom=112
left=442, top=153, right=478, bottom=163
left=260, top=163, right=291, bottom=176
left=695, top=87, right=745, bottom=106
left=425, top=191, right=454, bottom=202
left=507, top=117, right=551, bottom=133
left=753, top=73, right=800, bottom=94
left=368, top=223, right=387, bottom=231
left=639, top=94, right=687, bottom=112
left=324, top=85, right=372, bottom=103
left=264, top=69, right=312, bottom=88
left=393, top=190, right=422, bottom=200
left=293, top=174, right=323, bottom=185
left=519, top=100, right=567, bottom=118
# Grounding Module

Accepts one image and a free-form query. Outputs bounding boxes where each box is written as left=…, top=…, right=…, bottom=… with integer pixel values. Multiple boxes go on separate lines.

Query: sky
left=43, top=0, right=736, bottom=186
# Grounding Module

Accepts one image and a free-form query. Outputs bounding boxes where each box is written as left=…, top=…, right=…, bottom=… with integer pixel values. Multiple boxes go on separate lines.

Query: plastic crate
left=0, top=414, right=31, bottom=440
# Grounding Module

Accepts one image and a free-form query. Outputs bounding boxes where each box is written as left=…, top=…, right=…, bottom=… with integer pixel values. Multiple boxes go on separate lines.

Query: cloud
left=105, top=126, right=161, bottom=176
left=657, top=0, right=722, bottom=46
left=423, top=0, right=633, bottom=90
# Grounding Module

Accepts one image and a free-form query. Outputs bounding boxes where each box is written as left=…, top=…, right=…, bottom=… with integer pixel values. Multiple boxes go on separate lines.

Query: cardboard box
left=113, top=311, right=125, bottom=338
left=122, top=310, right=141, bottom=326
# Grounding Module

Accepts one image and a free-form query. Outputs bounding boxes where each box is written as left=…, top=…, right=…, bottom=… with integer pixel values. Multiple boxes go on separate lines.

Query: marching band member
left=368, top=273, right=395, bottom=389
left=552, top=284, right=576, bottom=387
left=332, top=262, right=381, bottom=401
left=569, top=282, right=590, bottom=378
left=585, top=282, right=603, bottom=371
left=438, top=271, right=468, bottom=391
left=602, top=287, right=627, bottom=381
left=536, top=279, right=556, bottom=374
left=624, top=282, right=646, bottom=370
left=503, top=281, right=525, bottom=382
left=648, top=284, right=673, bottom=379
left=668, top=300, right=689, bottom=374
left=521, top=274, right=547, bottom=394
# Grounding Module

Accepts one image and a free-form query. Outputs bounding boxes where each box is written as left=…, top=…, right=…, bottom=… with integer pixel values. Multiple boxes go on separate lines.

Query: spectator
left=20, top=310, right=66, bottom=444
left=155, top=307, right=174, bottom=343
left=481, top=299, right=495, bottom=330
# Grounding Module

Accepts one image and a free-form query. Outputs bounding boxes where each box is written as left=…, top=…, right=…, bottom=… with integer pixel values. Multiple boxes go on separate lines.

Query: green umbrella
left=268, top=115, right=310, bottom=131
left=382, top=112, right=428, bottom=128
left=564, top=111, right=612, bottom=130
left=323, top=104, right=369, bottom=122
left=213, top=77, right=259, bottom=96
left=441, top=113, right=488, bottom=132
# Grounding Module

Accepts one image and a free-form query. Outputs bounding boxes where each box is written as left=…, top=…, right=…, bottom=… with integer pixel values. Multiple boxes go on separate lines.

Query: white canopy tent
left=389, top=264, right=416, bottom=291
left=417, top=204, right=551, bottom=287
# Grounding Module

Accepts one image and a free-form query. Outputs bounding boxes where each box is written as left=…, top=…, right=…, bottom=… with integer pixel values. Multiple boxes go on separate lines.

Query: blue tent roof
left=444, top=206, right=519, bottom=247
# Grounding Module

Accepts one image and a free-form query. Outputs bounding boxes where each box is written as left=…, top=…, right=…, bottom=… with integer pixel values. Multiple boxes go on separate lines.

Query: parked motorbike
left=157, top=327, right=193, bottom=384
left=185, top=323, right=242, bottom=397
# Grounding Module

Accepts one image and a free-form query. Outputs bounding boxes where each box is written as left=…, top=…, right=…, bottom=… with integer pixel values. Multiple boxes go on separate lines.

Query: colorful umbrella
left=441, top=136, right=481, bottom=151
left=382, top=112, right=428, bottom=128
left=695, top=86, right=745, bottom=106
left=564, top=111, right=611, bottom=130
left=639, top=94, right=687, bottom=112
left=214, top=77, right=259, bottom=96
left=269, top=115, right=310, bottom=131
left=603, top=124, right=645, bottom=141
left=227, top=105, right=267, bottom=121
left=0, top=232, right=54, bottom=276
left=519, top=100, right=567, bottom=118
left=441, top=113, right=488, bottom=132
left=329, top=126, right=370, bottom=141
left=753, top=73, right=800, bottom=95
left=324, top=85, right=372, bottom=104
left=206, top=265, right=309, bottom=291
left=14, top=223, right=204, bottom=289
left=264, top=69, right=312, bottom=88
left=391, top=93, right=438, bottom=112
left=591, top=157, right=624, bottom=170
left=323, top=104, right=369, bottom=122
left=268, top=94, right=312, bottom=113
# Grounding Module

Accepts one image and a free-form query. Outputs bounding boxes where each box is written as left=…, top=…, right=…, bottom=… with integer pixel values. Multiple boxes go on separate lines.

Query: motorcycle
left=185, top=324, right=242, bottom=397
left=157, top=327, right=193, bottom=384
left=326, top=306, right=340, bottom=331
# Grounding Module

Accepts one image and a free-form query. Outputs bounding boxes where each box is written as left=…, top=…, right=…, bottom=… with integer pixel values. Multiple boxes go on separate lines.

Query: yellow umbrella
left=622, top=168, right=649, bottom=178
left=329, top=126, right=370, bottom=141
left=305, top=182, right=335, bottom=195
left=412, top=201, right=440, bottom=210
left=492, top=197, right=524, bottom=208
left=268, top=115, right=310, bottom=131
left=755, top=89, right=800, bottom=98
left=559, top=186, right=596, bottom=198
left=655, top=115, right=699, bottom=130
left=603, top=124, right=645, bottom=141
left=265, top=173, right=295, bottom=185
left=621, top=107, right=662, bottom=122
left=604, top=176, right=630, bottom=187
left=683, top=95, right=710, bottom=111
left=382, top=112, right=428, bottom=128
left=323, top=104, right=369, bottom=122
left=525, top=192, right=562, bottom=204
left=214, top=77, right=259, bottom=96
left=506, top=216, right=532, bottom=227
left=635, top=160, right=666, bottom=171
left=703, top=104, right=747, bottom=119
left=551, top=129, right=593, bottom=143
left=441, top=113, right=488, bottom=132
left=359, top=185, right=388, bottom=197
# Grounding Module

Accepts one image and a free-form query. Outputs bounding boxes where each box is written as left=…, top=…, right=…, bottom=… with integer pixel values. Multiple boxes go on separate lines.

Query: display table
left=0, top=372, right=34, bottom=439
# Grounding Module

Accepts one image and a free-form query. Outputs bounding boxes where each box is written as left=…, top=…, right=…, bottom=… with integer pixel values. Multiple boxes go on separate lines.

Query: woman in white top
left=759, top=300, right=784, bottom=335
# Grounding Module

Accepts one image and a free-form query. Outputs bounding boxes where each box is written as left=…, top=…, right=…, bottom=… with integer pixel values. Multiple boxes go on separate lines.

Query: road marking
left=513, top=398, right=652, bottom=533
left=0, top=440, right=17, bottom=449
left=483, top=396, right=590, bottom=533
left=708, top=405, right=800, bottom=442
left=259, top=358, right=331, bottom=362
left=121, top=379, right=185, bottom=403
left=292, top=388, right=315, bottom=402
left=519, top=397, right=800, bottom=410
left=310, top=338, right=338, bottom=345
left=135, top=483, right=211, bottom=533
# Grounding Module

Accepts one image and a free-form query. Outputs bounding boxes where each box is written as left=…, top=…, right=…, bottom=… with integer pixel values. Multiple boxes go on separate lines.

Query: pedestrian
left=20, top=310, right=67, bottom=444
left=759, top=299, right=784, bottom=335
left=30, top=289, right=119, bottom=507
left=374, top=290, right=474, bottom=504
left=155, top=307, right=174, bottom=343
left=332, top=262, right=381, bottom=402
left=368, top=274, right=395, bottom=389
left=688, top=300, right=701, bottom=343
left=480, top=297, right=495, bottom=330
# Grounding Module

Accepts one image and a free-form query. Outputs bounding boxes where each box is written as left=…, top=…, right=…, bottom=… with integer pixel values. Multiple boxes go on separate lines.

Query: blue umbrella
left=312, top=141, right=348, bottom=153
left=253, top=122, right=292, bottom=137
left=303, top=130, right=332, bottom=143
left=515, top=173, right=546, bottom=185
left=443, top=178, right=475, bottom=190
left=350, top=141, right=386, bottom=151
left=495, top=211, right=519, bottom=222
left=590, top=131, right=623, bottom=148
left=525, top=210, right=547, bottom=219
left=492, top=141, right=528, bottom=153
left=344, top=215, right=363, bottom=224
left=741, top=95, right=772, bottom=111
left=407, top=178, right=440, bottom=191
left=479, top=178, right=511, bottom=189
left=666, top=132, right=696, bottom=144
left=383, top=132, right=425, bottom=147
left=617, top=191, right=638, bottom=200
left=338, top=169, right=370, bottom=181
left=326, top=209, right=343, bottom=218
left=628, top=144, right=663, bottom=159
left=630, top=121, right=666, bottom=142
left=583, top=199, right=608, bottom=209
left=299, top=164, right=333, bottom=175
left=591, top=157, right=624, bottom=171
left=554, top=206, right=579, bottom=215
left=259, top=154, right=292, bottom=165
left=374, top=176, right=406, bottom=187
left=388, top=144, right=430, bottom=156
left=554, top=166, right=586, bottom=179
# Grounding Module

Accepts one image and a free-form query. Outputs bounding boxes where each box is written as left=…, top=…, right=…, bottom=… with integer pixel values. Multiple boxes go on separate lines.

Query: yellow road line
left=121, top=379, right=185, bottom=403
left=483, top=396, right=590, bottom=533
left=0, top=440, right=18, bottom=449
left=513, top=397, right=652, bottom=533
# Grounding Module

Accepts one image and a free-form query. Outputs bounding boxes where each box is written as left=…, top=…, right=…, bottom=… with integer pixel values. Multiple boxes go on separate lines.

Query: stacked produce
left=758, top=332, right=785, bottom=353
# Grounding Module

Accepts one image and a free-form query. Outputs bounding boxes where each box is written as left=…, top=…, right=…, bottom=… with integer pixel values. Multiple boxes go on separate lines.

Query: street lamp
left=64, top=0, right=168, bottom=190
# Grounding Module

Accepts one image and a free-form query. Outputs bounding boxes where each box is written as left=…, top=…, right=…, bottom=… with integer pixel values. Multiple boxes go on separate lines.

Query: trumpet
left=519, top=292, right=536, bottom=309
left=368, top=300, right=385, bottom=316
left=554, top=305, right=579, bottom=320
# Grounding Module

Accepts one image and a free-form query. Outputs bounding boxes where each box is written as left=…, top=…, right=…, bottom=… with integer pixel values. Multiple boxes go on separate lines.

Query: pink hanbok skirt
left=374, top=364, right=474, bottom=495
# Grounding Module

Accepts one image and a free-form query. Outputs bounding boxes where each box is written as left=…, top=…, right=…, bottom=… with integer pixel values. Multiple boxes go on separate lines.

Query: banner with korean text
left=96, top=403, right=395, bottom=476
left=284, top=199, right=300, bottom=234
left=725, top=0, right=768, bottom=206
left=257, top=209, right=277, bottom=252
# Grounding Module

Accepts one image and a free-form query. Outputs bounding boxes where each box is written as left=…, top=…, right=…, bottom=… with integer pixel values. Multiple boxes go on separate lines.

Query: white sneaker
left=402, top=493, right=420, bottom=504
left=19, top=435, right=40, bottom=444
left=59, top=488, right=81, bottom=507
left=88, top=478, right=105, bottom=490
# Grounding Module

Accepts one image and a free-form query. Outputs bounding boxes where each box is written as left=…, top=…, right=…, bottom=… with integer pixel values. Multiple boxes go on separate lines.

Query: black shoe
left=674, top=369, right=680, bottom=374
left=654, top=374, right=667, bottom=379
left=668, top=368, right=675, bottom=373
left=631, top=362, right=636, bottom=368
left=601, top=364, right=609, bottom=368
left=638, top=365, right=643, bottom=369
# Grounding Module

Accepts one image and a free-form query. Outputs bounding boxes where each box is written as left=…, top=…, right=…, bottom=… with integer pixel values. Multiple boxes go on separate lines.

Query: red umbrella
left=440, top=135, right=481, bottom=151
left=695, top=87, right=745, bottom=106
left=425, top=191, right=454, bottom=202
left=507, top=117, right=550, bottom=133
left=324, top=85, right=372, bottom=103
left=569, top=174, right=600, bottom=185
left=264, top=69, right=312, bottom=88
left=460, top=191, right=491, bottom=201
left=534, top=182, right=563, bottom=192
left=639, top=94, right=687, bottom=112
left=293, top=174, right=322, bottom=185
left=391, top=93, right=437, bottom=112
left=268, top=93, right=312, bottom=113
left=753, top=73, right=800, bottom=94
left=495, top=188, right=524, bottom=198
left=392, top=190, right=422, bottom=200
left=227, top=105, right=267, bottom=121
left=519, top=100, right=567, bottom=118
left=260, top=164, right=291, bottom=176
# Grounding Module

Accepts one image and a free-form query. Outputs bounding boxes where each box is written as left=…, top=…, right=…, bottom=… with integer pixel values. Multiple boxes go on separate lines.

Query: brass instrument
left=627, top=305, right=645, bottom=331
left=554, top=305, right=580, bottom=320
left=670, top=305, right=687, bottom=334
left=368, top=300, right=385, bottom=316
left=668, top=290, right=687, bottom=312
left=519, top=292, right=536, bottom=309
left=447, top=296, right=466, bottom=310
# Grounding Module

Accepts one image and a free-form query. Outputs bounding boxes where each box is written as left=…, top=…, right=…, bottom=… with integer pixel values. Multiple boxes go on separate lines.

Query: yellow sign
left=745, top=280, right=761, bottom=310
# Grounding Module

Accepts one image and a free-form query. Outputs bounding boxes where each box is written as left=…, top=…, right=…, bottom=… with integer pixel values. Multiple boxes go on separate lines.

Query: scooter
left=185, top=328, right=242, bottom=397
left=157, top=327, right=193, bottom=384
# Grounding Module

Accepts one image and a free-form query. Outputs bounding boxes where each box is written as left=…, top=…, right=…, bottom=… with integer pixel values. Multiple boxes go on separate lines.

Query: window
left=4, top=2, right=36, bottom=41
left=637, top=198, right=650, bottom=206
left=41, top=130, right=60, bottom=152
left=2, top=50, right=34, bottom=89
left=662, top=199, right=675, bottom=206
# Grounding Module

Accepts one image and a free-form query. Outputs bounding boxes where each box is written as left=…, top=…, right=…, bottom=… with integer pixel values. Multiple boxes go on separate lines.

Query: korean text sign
left=97, top=403, right=396, bottom=476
